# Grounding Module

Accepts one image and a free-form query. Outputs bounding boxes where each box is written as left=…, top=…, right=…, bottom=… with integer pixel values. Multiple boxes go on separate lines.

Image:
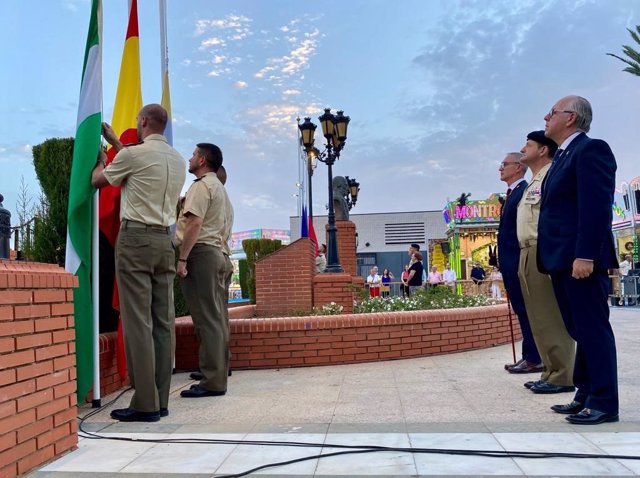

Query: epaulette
left=122, top=141, right=144, bottom=147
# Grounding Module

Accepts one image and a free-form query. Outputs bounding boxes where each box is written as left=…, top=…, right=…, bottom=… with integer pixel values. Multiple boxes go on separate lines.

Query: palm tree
left=607, top=25, right=640, bottom=76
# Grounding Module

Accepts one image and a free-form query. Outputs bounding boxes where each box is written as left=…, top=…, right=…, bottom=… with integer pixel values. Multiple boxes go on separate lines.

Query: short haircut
left=196, top=143, right=223, bottom=172
left=140, top=104, right=168, bottom=130
left=410, top=243, right=420, bottom=250
left=506, top=152, right=528, bottom=173
left=566, top=95, right=592, bottom=133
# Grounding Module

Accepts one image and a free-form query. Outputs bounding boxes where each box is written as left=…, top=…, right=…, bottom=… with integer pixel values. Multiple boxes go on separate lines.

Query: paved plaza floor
left=30, top=307, right=640, bottom=477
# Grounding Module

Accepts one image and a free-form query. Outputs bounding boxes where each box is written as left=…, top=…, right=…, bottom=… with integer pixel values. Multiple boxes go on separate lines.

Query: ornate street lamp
left=298, top=108, right=350, bottom=273
left=345, top=176, right=360, bottom=210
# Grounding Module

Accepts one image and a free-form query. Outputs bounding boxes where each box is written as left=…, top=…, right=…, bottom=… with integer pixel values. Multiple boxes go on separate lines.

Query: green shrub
left=31, top=138, right=74, bottom=265
left=238, top=258, right=249, bottom=299
left=354, top=286, right=498, bottom=314
left=242, top=238, right=282, bottom=304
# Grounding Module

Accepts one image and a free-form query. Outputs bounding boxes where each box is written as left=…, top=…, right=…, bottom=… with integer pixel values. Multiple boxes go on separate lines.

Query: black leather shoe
left=566, top=408, right=619, bottom=425
left=508, top=361, right=545, bottom=374
left=550, top=401, right=584, bottom=414
left=110, top=408, right=160, bottom=422
left=531, top=382, right=575, bottom=394
left=180, top=384, right=226, bottom=398
left=160, top=408, right=169, bottom=417
left=505, top=358, right=525, bottom=371
left=524, top=380, right=544, bottom=389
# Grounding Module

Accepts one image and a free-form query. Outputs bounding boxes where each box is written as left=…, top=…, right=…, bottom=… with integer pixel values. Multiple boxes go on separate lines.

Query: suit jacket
left=538, top=132, right=618, bottom=273
left=497, top=180, right=527, bottom=274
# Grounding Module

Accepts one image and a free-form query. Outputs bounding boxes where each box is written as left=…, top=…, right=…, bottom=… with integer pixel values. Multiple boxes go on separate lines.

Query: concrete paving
left=30, top=306, right=640, bottom=477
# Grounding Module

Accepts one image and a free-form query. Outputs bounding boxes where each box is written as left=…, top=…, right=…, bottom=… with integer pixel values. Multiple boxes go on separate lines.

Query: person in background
left=366, top=266, right=381, bottom=297
left=427, top=265, right=442, bottom=289
left=407, top=252, right=424, bottom=295
left=315, top=244, right=327, bottom=273
left=618, top=254, right=633, bottom=306
left=401, top=265, right=410, bottom=298
left=470, top=262, right=486, bottom=294
left=489, top=266, right=502, bottom=299
left=381, top=268, right=393, bottom=297
left=443, top=263, right=457, bottom=292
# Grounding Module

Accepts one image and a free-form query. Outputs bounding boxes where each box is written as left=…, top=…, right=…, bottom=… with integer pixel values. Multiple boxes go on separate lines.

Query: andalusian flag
left=99, top=0, right=143, bottom=380
left=65, top=0, right=102, bottom=402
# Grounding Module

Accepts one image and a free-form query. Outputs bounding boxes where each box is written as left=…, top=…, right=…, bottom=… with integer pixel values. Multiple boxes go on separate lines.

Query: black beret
left=527, top=130, right=558, bottom=156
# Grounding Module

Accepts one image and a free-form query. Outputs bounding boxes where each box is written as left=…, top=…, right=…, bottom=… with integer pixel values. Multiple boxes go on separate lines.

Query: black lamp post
left=298, top=108, right=350, bottom=273
left=345, top=176, right=360, bottom=210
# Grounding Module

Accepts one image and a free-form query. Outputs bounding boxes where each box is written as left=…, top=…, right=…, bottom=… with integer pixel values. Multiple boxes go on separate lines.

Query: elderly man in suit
left=497, top=152, right=543, bottom=374
left=539, top=95, right=619, bottom=425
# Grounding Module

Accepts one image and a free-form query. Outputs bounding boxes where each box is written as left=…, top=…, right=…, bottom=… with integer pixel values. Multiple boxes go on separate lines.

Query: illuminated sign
left=443, top=194, right=503, bottom=226
left=229, top=229, right=291, bottom=253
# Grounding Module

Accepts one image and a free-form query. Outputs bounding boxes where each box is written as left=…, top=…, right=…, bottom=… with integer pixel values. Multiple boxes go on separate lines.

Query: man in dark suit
left=497, top=152, right=543, bottom=374
left=539, top=95, right=619, bottom=425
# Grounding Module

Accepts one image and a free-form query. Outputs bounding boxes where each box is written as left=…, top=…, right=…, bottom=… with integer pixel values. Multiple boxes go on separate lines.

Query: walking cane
left=505, top=291, right=517, bottom=364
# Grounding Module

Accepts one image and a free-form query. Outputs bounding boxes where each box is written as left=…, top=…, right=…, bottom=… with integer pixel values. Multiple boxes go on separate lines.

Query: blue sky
left=1, top=0, right=639, bottom=232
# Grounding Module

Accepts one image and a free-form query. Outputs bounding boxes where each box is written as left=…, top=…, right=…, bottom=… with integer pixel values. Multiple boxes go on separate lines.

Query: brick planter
left=0, top=260, right=79, bottom=478
left=173, top=303, right=520, bottom=371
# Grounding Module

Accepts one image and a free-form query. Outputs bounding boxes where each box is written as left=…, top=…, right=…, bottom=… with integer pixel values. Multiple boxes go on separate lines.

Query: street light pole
left=298, top=109, right=350, bottom=273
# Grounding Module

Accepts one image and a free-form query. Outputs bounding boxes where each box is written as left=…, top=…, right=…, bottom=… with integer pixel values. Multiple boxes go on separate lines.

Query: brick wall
left=94, top=332, right=129, bottom=399
left=171, top=303, right=520, bottom=371
left=0, top=260, right=79, bottom=478
left=313, top=273, right=362, bottom=314
left=229, top=304, right=519, bottom=369
left=335, top=220, right=357, bottom=276
left=255, top=238, right=315, bottom=317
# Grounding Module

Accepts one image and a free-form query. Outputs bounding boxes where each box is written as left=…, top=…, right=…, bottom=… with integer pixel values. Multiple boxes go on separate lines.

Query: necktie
left=506, top=187, right=512, bottom=197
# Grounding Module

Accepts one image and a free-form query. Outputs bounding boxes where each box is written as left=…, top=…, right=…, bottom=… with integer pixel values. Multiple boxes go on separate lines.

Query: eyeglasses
left=499, top=161, right=520, bottom=169
left=548, top=108, right=575, bottom=117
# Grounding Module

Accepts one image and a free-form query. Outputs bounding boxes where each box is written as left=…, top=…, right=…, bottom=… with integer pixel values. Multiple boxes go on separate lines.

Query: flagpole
left=92, top=191, right=101, bottom=407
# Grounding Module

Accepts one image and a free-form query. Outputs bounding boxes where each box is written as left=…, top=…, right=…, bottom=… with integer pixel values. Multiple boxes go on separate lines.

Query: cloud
left=195, top=14, right=252, bottom=36
left=199, top=37, right=225, bottom=50
left=241, top=194, right=279, bottom=209
left=283, top=89, right=300, bottom=96
left=254, top=28, right=321, bottom=82
left=213, top=55, right=226, bottom=64
left=233, top=81, right=248, bottom=89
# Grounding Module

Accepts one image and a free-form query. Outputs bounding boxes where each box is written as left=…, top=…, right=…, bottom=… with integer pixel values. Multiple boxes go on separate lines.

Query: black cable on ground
left=78, top=398, right=640, bottom=478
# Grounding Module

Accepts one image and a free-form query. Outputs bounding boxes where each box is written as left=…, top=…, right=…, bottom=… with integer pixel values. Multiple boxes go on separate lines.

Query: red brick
left=0, top=290, right=33, bottom=305
left=0, top=438, right=36, bottom=472
left=16, top=332, right=53, bottom=350
left=1, top=349, right=35, bottom=369
left=17, top=388, right=54, bottom=413
left=13, top=304, right=51, bottom=320
left=54, top=433, right=77, bottom=455
left=17, top=444, right=56, bottom=476
left=16, top=416, right=54, bottom=443
left=34, top=316, right=68, bottom=332
left=35, top=343, right=68, bottom=361
left=0, top=319, right=34, bottom=337
left=17, top=360, right=55, bottom=382
left=0, top=431, right=16, bottom=453
left=0, top=305, right=13, bottom=320
left=36, top=396, right=69, bottom=419
left=0, top=399, right=16, bottom=420
left=1, top=408, right=36, bottom=434
left=52, top=329, right=75, bottom=343
left=32, top=289, right=67, bottom=303
left=53, top=381, right=76, bottom=400
left=53, top=355, right=75, bottom=371
left=0, top=368, right=16, bottom=387
left=53, top=407, right=77, bottom=427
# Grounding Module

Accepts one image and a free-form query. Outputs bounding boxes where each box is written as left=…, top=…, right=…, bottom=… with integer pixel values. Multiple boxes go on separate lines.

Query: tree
left=607, top=25, right=640, bottom=76
left=31, top=138, right=74, bottom=265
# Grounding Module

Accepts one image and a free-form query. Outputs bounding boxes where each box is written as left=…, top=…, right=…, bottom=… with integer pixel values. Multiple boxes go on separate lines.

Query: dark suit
left=497, top=180, right=540, bottom=364
left=538, top=132, right=618, bottom=414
